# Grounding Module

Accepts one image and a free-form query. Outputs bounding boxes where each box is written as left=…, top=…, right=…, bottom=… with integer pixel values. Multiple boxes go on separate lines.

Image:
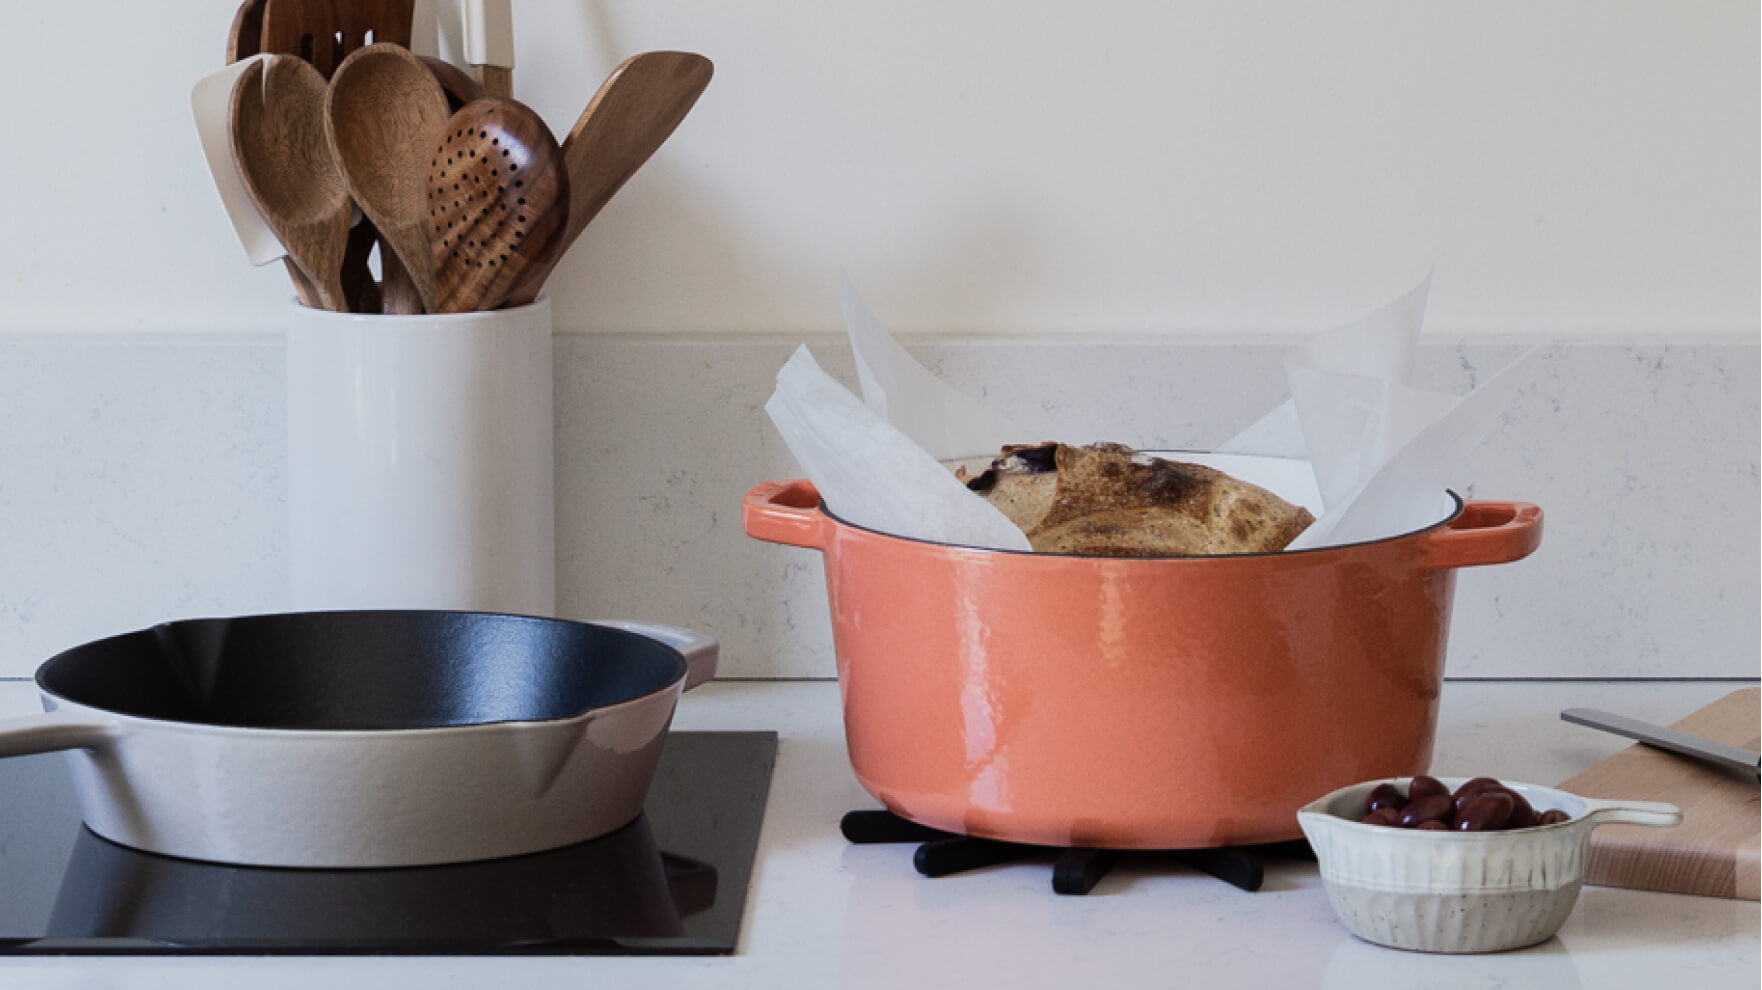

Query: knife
left=1562, top=708, right=1762, bottom=781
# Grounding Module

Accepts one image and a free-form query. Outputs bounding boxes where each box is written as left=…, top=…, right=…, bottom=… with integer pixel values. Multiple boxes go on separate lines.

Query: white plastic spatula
left=192, top=55, right=286, bottom=266
left=463, top=0, right=514, bottom=98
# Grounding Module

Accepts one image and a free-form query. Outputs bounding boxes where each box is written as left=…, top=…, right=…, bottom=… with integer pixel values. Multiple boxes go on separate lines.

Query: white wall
left=6, top=0, right=1756, bottom=336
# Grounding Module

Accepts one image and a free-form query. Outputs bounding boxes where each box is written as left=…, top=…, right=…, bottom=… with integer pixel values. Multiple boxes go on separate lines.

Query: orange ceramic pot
left=743, top=463, right=1542, bottom=850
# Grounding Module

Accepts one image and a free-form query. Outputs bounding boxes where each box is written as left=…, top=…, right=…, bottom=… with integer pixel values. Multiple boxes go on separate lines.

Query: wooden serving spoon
left=229, top=56, right=355, bottom=312
left=325, top=43, right=452, bottom=314
left=503, top=51, right=712, bottom=306
left=259, top=0, right=416, bottom=311
left=427, top=98, right=567, bottom=313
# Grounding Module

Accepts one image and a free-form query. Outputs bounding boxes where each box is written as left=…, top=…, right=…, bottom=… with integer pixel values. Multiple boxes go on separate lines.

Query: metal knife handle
left=1562, top=708, right=1762, bottom=780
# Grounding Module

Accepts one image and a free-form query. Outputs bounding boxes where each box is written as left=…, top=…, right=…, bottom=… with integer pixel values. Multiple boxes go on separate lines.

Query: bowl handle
left=1580, top=797, right=1684, bottom=828
left=1420, top=501, right=1544, bottom=570
left=742, top=480, right=831, bottom=551
left=0, top=708, right=121, bottom=759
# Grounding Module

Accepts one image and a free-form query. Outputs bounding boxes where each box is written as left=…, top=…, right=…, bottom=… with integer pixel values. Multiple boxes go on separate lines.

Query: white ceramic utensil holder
left=286, top=298, right=555, bottom=615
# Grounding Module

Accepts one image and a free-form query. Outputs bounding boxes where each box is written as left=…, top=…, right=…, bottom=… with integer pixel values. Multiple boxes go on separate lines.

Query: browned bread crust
left=962, top=442, right=1314, bottom=555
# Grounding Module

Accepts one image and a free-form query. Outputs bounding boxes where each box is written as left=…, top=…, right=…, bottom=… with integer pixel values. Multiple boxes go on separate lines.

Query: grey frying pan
left=0, top=611, right=715, bottom=868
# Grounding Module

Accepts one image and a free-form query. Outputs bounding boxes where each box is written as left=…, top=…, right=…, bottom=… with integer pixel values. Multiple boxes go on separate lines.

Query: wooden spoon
left=503, top=51, right=712, bottom=306
left=325, top=43, right=451, bottom=314
left=427, top=98, right=567, bottom=312
left=229, top=56, right=355, bottom=312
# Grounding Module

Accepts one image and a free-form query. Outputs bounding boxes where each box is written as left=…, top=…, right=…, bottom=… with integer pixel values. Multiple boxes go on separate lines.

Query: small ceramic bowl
left=1297, top=777, right=1680, bottom=953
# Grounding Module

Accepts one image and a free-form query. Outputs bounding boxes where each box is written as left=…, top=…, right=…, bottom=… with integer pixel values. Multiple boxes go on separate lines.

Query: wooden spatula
left=427, top=98, right=568, bottom=312
left=503, top=51, right=712, bottom=306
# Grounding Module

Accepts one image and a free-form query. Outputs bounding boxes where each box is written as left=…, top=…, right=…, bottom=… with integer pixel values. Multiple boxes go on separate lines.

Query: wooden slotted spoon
left=325, top=43, right=452, bottom=314
left=229, top=56, right=354, bottom=312
left=259, top=0, right=415, bottom=79
left=503, top=51, right=712, bottom=307
left=427, top=98, right=568, bottom=313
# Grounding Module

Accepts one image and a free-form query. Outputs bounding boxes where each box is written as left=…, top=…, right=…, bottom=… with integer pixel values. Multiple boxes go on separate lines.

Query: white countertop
left=0, top=677, right=1755, bottom=989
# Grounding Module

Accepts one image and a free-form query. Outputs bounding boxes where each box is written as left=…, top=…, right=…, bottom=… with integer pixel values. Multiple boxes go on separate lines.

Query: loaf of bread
left=956, top=442, right=1314, bottom=555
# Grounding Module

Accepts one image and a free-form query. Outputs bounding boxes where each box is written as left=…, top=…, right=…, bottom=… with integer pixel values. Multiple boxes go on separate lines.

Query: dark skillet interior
left=35, top=611, right=686, bottom=731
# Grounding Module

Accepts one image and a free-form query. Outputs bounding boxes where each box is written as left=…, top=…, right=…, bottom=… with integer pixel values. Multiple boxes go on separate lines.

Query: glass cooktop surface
left=0, top=730, right=777, bottom=956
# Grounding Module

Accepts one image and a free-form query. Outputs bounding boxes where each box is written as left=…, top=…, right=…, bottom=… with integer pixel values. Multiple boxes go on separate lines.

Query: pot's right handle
left=0, top=707, right=121, bottom=758
left=1420, top=501, right=1543, bottom=570
left=742, top=480, right=832, bottom=551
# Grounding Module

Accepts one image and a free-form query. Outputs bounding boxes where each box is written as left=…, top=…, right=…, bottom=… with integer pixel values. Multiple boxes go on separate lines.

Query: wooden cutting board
left=1558, top=687, right=1759, bottom=900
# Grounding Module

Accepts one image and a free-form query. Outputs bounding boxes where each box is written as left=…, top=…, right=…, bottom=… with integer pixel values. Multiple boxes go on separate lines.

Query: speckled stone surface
left=0, top=333, right=1754, bottom=679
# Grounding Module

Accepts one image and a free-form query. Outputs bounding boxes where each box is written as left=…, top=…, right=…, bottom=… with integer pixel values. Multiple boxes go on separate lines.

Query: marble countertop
left=0, top=677, right=1755, bottom=989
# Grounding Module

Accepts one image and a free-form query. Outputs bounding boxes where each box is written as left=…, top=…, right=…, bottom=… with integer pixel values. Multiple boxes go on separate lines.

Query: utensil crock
left=286, top=298, right=555, bottom=615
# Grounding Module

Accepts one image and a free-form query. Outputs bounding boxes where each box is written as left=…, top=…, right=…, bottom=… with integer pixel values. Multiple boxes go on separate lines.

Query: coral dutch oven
left=743, top=453, right=1542, bottom=850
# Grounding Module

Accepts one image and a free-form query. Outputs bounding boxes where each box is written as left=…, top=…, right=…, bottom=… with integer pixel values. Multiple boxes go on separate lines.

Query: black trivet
left=840, top=810, right=1314, bottom=896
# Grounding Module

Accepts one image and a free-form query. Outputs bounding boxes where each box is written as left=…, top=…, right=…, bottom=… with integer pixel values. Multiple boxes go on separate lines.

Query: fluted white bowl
left=1298, top=777, right=1680, bottom=953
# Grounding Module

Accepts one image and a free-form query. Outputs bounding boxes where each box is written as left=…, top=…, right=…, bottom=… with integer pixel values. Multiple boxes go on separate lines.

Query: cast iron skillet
left=0, top=611, right=718, bottom=869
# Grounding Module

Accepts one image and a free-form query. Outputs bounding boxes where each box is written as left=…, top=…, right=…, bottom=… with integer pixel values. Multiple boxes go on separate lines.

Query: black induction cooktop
left=0, top=730, right=776, bottom=956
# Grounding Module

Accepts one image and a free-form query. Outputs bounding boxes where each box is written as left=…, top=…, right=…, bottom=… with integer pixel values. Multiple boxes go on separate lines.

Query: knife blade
left=1562, top=707, right=1762, bottom=781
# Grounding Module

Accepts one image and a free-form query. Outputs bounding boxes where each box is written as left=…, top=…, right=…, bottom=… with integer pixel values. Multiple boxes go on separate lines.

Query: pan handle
left=592, top=621, right=719, bottom=692
left=742, top=480, right=831, bottom=551
left=1419, top=500, right=1543, bottom=570
left=0, top=707, right=122, bottom=759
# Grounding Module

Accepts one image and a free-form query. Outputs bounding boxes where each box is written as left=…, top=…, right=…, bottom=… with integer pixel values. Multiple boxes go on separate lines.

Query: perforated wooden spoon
left=427, top=98, right=568, bottom=312
left=229, top=56, right=354, bottom=312
left=325, top=43, right=451, bottom=314
left=503, top=51, right=712, bottom=306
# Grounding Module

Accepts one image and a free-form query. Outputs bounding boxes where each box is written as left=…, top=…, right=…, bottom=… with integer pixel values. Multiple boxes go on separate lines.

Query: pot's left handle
left=1420, top=501, right=1543, bottom=570
left=0, top=707, right=121, bottom=758
left=593, top=621, right=719, bottom=692
left=742, top=480, right=831, bottom=550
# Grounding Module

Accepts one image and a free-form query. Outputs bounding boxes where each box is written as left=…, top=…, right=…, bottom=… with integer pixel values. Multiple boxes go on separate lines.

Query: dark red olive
left=1366, top=783, right=1407, bottom=815
left=1360, top=806, right=1401, bottom=827
left=1415, top=820, right=1448, bottom=830
left=1450, top=777, right=1503, bottom=814
left=1407, top=775, right=1449, bottom=802
left=1504, top=789, right=1539, bottom=829
left=1455, top=790, right=1516, bottom=831
left=1397, top=793, right=1455, bottom=828
left=1536, top=809, right=1571, bottom=826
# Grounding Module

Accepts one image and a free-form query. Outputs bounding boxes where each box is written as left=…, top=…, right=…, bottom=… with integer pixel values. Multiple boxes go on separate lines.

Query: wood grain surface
left=427, top=98, right=567, bottom=313
left=504, top=52, right=712, bottom=307
left=259, top=0, right=414, bottom=79
left=325, top=43, right=452, bottom=314
left=1560, top=688, right=1760, bottom=899
left=229, top=57, right=354, bottom=312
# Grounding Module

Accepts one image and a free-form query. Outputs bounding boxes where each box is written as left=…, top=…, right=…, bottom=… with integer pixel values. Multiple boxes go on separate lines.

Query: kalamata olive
left=1397, top=793, right=1455, bottom=827
left=1407, top=775, right=1449, bottom=802
left=1415, top=820, right=1448, bottom=830
left=1452, top=776, right=1503, bottom=800
left=1454, top=790, right=1516, bottom=831
left=1536, top=809, right=1571, bottom=826
left=1504, top=789, right=1539, bottom=829
left=1450, top=777, right=1503, bottom=815
left=1366, top=783, right=1407, bottom=814
left=1360, top=806, right=1401, bottom=827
